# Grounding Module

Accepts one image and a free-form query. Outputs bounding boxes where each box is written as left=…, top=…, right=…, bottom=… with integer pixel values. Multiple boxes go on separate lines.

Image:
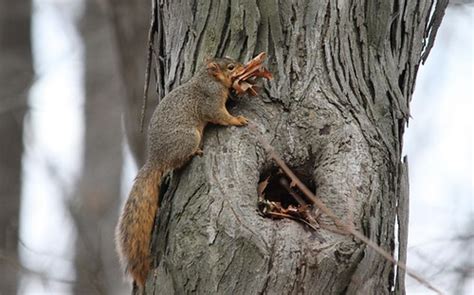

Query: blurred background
left=0, top=0, right=472, bottom=294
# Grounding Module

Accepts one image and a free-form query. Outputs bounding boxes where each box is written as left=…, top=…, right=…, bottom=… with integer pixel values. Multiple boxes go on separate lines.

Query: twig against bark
left=140, top=0, right=158, bottom=132
left=248, top=122, right=444, bottom=295
left=279, top=177, right=320, bottom=228
left=266, top=211, right=319, bottom=231
left=279, top=177, right=306, bottom=206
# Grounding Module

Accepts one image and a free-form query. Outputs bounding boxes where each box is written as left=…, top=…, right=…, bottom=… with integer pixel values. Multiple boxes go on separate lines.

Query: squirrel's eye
left=227, top=64, right=235, bottom=71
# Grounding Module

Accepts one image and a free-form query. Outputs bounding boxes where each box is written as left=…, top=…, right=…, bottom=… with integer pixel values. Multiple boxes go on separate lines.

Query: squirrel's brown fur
left=115, top=57, right=247, bottom=290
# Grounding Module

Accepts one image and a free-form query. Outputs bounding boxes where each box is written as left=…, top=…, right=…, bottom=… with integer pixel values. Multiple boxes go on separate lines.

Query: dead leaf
left=232, top=52, right=272, bottom=96
left=257, top=176, right=270, bottom=200
left=258, top=199, right=320, bottom=230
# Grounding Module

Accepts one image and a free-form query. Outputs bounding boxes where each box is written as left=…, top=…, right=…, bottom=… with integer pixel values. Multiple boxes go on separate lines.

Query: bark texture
left=116, top=0, right=446, bottom=294
left=0, top=0, right=32, bottom=293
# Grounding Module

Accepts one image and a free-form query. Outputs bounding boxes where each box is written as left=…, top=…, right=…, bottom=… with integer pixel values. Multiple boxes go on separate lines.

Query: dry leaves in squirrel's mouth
left=232, top=52, right=272, bottom=96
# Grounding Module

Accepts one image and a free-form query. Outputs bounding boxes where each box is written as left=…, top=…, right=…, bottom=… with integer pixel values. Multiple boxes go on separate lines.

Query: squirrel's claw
left=194, top=149, right=204, bottom=157
left=235, top=115, right=249, bottom=126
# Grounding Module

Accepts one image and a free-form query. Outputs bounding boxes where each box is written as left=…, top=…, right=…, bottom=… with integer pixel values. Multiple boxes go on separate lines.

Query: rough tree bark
left=114, top=0, right=447, bottom=294
left=0, top=0, right=32, bottom=293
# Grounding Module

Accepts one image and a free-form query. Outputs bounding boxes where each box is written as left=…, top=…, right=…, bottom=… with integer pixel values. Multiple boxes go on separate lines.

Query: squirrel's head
left=206, top=57, right=243, bottom=89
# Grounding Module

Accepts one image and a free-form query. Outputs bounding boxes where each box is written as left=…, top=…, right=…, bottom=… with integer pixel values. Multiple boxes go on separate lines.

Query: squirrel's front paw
left=194, top=149, right=204, bottom=157
left=235, top=115, right=249, bottom=126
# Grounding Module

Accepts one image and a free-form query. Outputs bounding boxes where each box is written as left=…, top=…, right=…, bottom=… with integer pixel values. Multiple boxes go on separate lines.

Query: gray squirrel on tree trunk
left=116, top=54, right=271, bottom=291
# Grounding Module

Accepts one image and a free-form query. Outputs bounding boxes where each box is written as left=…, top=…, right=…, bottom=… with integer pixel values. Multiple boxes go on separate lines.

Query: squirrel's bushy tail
left=116, top=165, right=162, bottom=288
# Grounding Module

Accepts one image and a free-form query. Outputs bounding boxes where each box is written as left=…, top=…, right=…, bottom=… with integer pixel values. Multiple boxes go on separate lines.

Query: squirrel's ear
left=207, top=62, right=219, bottom=74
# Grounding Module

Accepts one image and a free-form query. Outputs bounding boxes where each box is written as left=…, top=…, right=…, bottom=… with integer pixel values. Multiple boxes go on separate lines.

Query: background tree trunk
left=114, top=0, right=447, bottom=294
left=0, top=0, right=32, bottom=293
left=71, top=1, right=126, bottom=294
left=108, top=0, right=153, bottom=166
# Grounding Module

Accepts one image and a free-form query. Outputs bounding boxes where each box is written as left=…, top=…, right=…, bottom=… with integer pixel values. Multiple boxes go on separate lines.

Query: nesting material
left=231, top=52, right=273, bottom=96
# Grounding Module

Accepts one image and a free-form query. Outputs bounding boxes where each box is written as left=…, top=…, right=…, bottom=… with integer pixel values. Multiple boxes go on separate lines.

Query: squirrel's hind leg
left=167, top=128, right=202, bottom=169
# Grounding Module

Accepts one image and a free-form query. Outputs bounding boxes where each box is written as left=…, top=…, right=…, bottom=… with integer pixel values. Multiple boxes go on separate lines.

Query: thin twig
left=279, top=177, right=320, bottom=228
left=248, top=121, right=444, bottom=295
left=140, top=0, right=158, bottom=132
left=264, top=212, right=319, bottom=231
left=318, top=223, right=350, bottom=235
left=279, top=177, right=306, bottom=206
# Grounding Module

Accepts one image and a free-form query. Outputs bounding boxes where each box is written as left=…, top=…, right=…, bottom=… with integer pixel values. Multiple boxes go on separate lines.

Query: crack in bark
left=216, top=247, right=238, bottom=292
left=192, top=0, right=212, bottom=74
left=259, top=228, right=276, bottom=295
left=174, top=182, right=206, bottom=223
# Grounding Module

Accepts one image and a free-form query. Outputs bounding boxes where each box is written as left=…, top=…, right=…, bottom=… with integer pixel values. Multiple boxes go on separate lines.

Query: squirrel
left=115, top=57, right=248, bottom=291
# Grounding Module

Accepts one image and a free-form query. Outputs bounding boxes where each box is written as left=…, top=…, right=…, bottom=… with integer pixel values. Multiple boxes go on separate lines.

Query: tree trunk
left=0, top=0, right=32, bottom=293
left=108, top=0, right=152, bottom=166
left=71, top=1, right=126, bottom=294
left=118, top=0, right=447, bottom=294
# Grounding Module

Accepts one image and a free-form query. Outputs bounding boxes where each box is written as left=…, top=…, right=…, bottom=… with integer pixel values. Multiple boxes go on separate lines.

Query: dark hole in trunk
left=257, top=165, right=320, bottom=231
left=258, top=166, right=316, bottom=207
